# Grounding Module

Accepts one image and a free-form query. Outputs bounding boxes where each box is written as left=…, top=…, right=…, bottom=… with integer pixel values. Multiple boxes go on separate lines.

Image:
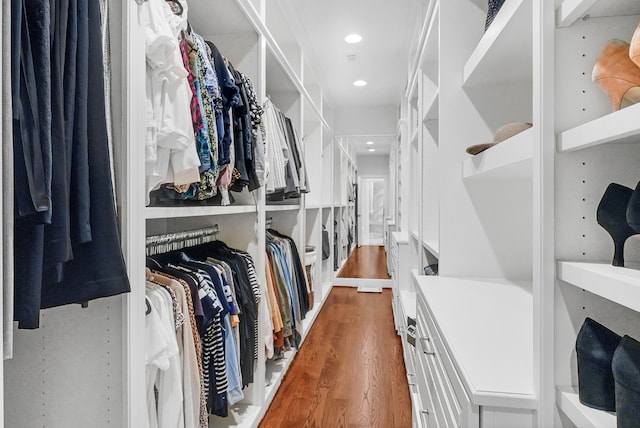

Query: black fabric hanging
left=13, top=0, right=130, bottom=328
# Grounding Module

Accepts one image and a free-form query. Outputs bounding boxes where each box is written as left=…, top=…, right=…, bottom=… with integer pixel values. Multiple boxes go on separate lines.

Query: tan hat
left=465, top=122, right=533, bottom=155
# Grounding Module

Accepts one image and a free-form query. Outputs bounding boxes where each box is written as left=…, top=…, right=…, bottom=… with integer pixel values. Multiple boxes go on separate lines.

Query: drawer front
left=418, top=291, right=479, bottom=428
left=417, top=309, right=458, bottom=428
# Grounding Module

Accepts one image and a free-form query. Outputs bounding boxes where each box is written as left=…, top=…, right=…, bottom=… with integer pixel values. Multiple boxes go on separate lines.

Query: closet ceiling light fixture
left=368, top=148, right=376, bottom=152
left=353, top=80, right=367, bottom=87
left=366, top=141, right=374, bottom=145
left=345, top=34, right=362, bottom=43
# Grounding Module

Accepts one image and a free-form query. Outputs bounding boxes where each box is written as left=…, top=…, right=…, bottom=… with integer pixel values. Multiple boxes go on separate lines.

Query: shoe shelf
left=556, top=386, right=616, bottom=428
left=557, top=103, right=640, bottom=153
left=557, top=261, right=640, bottom=313
left=556, top=0, right=640, bottom=28
left=413, top=272, right=536, bottom=408
left=463, top=0, right=531, bottom=87
left=422, top=239, right=440, bottom=259
left=145, top=204, right=257, bottom=219
left=462, top=127, right=533, bottom=180
left=423, top=88, right=439, bottom=123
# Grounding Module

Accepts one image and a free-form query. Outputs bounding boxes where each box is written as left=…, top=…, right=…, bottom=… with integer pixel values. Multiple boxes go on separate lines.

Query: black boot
left=576, top=317, right=621, bottom=411
left=597, top=183, right=638, bottom=267
left=612, top=335, right=640, bottom=427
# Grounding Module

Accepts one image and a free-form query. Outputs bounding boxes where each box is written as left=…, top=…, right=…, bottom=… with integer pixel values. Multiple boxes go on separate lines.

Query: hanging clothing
left=146, top=240, right=261, bottom=421
left=265, top=229, right=310, bottom=352
left=12, top=0, right=130, bottom=328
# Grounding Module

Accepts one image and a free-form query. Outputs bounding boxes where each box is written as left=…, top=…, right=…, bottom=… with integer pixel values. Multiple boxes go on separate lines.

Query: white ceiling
left=277, top=0, right=419, bottom=156
left=280, top=0, right=419, bottom=108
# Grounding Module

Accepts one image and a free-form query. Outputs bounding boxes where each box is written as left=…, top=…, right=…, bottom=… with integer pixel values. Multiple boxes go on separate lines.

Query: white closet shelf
left=556, top=386, right=616, bottom=428
left=265, top=348, right=297, bottom=405
left=463, top=0, right=531, bottom=87
left=410, top=128, right=419, bottom=147
left=414, top=273, right=536, bottom=408
left=266, top=204, right=300, bottom=212
left=557, top=103, right=640, bottom=152
left=400, top=288, right=417, bottom=321
left=305, top=203, right=321, bottom=210
left=556, top=0, right=640, bottom=28
left=462, top=127, right=533, bottom=180
left=557, top=261, right=640, bottom=313
left=392, top=231, right=409, bottom=244
left=145, top=205, right=257, bottom=219
left=407, top=0, right=439, bottom=97
left=410, top=230, right=420, bottom=244
left=423, top=89, right=439, bottom=122
left=422, top=239, right=440, bottom=258
left=209, top=404, right=262, bottom=428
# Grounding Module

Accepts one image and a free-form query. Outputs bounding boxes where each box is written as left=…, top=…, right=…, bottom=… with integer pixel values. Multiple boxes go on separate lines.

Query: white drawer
left=417, top=310, right=459, bottom=428
left=418, top=292, right=479, bottom=428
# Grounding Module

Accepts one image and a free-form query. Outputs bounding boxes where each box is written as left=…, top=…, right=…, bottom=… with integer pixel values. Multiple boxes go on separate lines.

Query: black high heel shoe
left=576, top=317, right=621, bottom=411
left=612, top=335, right=640, bottom=427
left=597, top=183, right=638, bottom=267
left=626, top=181, right=640, bottom=233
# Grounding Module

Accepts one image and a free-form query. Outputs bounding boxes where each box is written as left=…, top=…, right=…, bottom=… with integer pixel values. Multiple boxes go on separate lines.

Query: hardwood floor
left=337, top=245, right=391, bottom=279
left=259, top=287, right=411, bottom=428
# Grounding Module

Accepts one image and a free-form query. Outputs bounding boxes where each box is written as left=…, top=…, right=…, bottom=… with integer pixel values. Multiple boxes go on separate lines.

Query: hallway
left=337, top=245, right=391, bottom=279
left=259, top=246, right=411, bottom=428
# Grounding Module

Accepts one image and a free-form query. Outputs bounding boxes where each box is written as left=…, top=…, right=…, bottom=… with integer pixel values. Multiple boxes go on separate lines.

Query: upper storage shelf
left=462, top=127, right=533, bottom=179
left=557, top=261, right=640, bottom=313
left=188, top=0, right=255, bottom=35
left=557, top=103, right=640, bottom=152
left=463, top=0, right=531, bottom=87
left=407, top=1, right=440, bottom=96
left=146, top=205, right=257, bottom=220
left=556, top=0, right=640, bottom=28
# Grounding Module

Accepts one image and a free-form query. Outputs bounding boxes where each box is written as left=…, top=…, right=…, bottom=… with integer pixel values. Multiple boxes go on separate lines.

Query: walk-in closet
left=5, top=0, right=640, bottom=427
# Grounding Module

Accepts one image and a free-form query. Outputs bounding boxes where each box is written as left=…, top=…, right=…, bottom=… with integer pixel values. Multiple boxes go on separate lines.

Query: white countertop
left=414, top=274, right=536, bottom=409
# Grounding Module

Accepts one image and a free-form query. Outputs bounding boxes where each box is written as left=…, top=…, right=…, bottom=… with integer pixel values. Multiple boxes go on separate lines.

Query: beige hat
left=465, top=122, right=533, bottom=155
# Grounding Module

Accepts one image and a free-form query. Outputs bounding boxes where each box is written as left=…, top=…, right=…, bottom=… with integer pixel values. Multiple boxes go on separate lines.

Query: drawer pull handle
left=407, top=372, right=416, bottom=386
left=420, top=336, right=436, bottom=356
left=419, top=409, right=430, bottom=425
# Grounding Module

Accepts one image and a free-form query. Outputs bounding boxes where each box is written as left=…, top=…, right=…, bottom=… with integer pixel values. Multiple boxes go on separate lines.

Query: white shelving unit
left=2, top=0, right=351, bottom=427
left=393, top=0, right=640, bottom=426
left=462, top=127, right=533, bottom=180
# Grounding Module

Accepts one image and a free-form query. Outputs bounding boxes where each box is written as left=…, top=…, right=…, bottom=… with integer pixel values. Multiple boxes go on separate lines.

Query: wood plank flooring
left=337, top=245, right=391, bottom=279
left=259, top=287, right=411, bottom=428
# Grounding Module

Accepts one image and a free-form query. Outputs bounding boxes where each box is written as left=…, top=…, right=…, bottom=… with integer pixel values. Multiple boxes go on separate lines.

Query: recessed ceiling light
left=345, top=34, right=362, bottom=44
left=368, top=148, right=376, bottom=152
left=353, top=80, right=367, bottom=87
left=366, top=141, right=374, bottom=145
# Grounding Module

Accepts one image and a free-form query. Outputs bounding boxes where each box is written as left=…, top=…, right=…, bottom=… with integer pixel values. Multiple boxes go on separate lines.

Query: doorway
left=358, top=177, right=386, bottom=246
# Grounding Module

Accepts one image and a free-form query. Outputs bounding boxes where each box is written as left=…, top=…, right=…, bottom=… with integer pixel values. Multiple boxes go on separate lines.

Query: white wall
left=357, top=154, right=390, bottom=178
left=334, top=105, right=397, bottom=135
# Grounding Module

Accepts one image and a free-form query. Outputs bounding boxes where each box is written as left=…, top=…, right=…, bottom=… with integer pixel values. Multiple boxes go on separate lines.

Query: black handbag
left=321, top=225, right=330, bottom=260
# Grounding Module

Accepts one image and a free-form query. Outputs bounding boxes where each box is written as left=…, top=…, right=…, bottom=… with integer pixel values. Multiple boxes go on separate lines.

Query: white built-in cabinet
left=390, top=0, right=640, bottom=427
left=2, top=0, right=356, bottom=427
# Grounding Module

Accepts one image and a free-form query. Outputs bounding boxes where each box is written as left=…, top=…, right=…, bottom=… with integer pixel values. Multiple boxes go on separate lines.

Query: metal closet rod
left=146, top=225, right=219, bottom=256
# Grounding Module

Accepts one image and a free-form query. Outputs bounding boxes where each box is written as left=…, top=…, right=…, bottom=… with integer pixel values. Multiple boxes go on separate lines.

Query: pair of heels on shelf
left=576, top=318, right=640, bottom=426
left=597, top=182, right=640, bottom=267
left=593, top=22, right=640, bottom=111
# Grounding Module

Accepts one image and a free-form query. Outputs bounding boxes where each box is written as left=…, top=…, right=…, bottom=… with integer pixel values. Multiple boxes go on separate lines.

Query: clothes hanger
left=165, top=0, right=183, bottom=16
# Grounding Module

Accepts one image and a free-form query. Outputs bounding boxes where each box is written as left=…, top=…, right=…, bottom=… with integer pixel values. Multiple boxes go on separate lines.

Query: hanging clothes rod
left=146, top=225, right=219, bottom=256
